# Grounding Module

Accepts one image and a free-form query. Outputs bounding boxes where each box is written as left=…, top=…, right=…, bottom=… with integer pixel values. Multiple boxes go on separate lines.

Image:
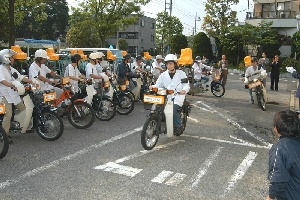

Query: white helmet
left=164, top=54, right=178, bottom=63
left=35, top=49, right=49, bottom=59
left=0, top=49, right=16, bottom=64
left=96, top=52, right=105, bottom=59
left=89, top=52, right=98, bottom=59
left=11, top=80, right=25, bottom=95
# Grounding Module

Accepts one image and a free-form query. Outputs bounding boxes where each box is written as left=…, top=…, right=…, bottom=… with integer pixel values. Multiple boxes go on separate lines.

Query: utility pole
left=162, top=0, right=173, bottom=56
left=194, top=12, right=201, bottom=35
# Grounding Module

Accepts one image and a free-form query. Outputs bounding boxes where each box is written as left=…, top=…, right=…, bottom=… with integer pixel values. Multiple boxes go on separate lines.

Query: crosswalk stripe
left=151, top=170, right=173, bottom=183
left=221, top=151, right=258, bottom=197
left=94, top=162, right=143, bottom=177
left=165, top=173, right=187, bottom=186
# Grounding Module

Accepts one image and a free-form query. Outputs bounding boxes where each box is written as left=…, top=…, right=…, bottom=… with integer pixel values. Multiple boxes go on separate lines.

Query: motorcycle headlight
left=157, top=88, right=167, bottom=95
left=253, top=78, right=258, bottom=82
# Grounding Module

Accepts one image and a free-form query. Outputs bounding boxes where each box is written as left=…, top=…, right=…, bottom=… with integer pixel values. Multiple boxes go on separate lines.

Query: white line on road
left=151, top=170, right=173, bottom=183
left=194, top=101, right=272, bottom=148
left=187, top=116, right=199, bottom=123
left=220, top=151, right=258, bottom=197
left=0, top=126, right=143, bottom=190
left=94, top=162, right=143, bottom=177
left=165, top=173, right=187, bottom=186
left=189, top=146, right=224, bottom=190
left=183, top=135, right=269, bottom=149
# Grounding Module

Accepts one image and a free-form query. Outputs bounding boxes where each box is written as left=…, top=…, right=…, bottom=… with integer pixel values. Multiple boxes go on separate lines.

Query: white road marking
left=94, top=162, right=142, bottom=177
left=187, top=116, right=199, bottom=123
left=183, top=135, right=269, bottom=149
left=151, top=170, right=173, bottom=183
left=221, top=151, right=258, bottom=197
left=195, top=101, right=272, bottom=148
left=189, top=146, right=224, bottom=190
left=115, top=140, right=185, bottom=164
left=192, top=104, right=215, bottom=113
left=165, top=173, right=187, bottom=186
left=0, top=126, right=143, bottom=190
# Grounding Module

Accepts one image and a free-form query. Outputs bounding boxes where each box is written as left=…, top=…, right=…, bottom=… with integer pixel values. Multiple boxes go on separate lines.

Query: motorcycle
left=190, top=70, right=225, bottom=97
left=80, top=78, right=116, bottom=121
left=243, top=72, right=268, bottom=111
left=0, top=74, right=64, bottom=141
left=52, top=77, right=96, bottom=129
left=0, top=101, right=9, bottom=159
left=141, top=78, right=192, bottom=150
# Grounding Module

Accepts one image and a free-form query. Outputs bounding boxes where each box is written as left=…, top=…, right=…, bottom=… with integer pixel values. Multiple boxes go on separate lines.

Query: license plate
left=44, top=92, right=56, bottom=102
left=143, top=95, right=165, bottom=104
left=248, top=80, right=261, bottom=89
left=0, top=104, right=5, bottom=114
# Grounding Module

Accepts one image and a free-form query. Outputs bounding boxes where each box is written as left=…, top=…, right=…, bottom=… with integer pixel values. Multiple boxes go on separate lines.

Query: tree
left=169, top=34, right=188, bottom=55
left=118, top=38, right=128, bottom=51
left=291, top=31, right=300, bottom=60
left=192, top=32, right=213, bottom=61
left=202, top=0, right=239, bottom=57
left=259, top=29, right=282, bottom=58
left=155, top=11, right=183, bottom=55
left=68, top=0, right=150, bottom=48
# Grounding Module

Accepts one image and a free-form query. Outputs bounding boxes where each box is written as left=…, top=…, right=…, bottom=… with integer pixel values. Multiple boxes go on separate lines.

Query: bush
left=281, top=58, right=300, bottom=73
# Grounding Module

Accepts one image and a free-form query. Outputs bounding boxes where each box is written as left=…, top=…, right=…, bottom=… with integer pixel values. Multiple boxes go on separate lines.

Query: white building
left=245, top=0, right=300, bottom=57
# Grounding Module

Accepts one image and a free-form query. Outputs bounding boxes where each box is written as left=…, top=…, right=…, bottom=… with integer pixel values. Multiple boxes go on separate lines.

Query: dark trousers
left=220, top=69, right=228, bottom=87
left=270, top=74, right=279, bottom=91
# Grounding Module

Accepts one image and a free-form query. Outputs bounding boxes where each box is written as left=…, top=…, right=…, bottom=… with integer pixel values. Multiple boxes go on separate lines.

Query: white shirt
left=153, top=70, right=190, bottom=106
left=0, top=64, right=24, bottom=104
left=192, top=62, right=210, bottom=80
left=152, top=61, right=164, bottom=78
left=95, top=63, right=103, bottom=74
left=65, top=64, right=82, bottom=92
left=29, top=62, right=52, bottom=91
left=245, top=65, right=265, bottom=82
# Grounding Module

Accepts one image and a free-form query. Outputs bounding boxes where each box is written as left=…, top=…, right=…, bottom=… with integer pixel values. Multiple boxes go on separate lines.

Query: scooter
left=141, top=78, right=192, bottom=150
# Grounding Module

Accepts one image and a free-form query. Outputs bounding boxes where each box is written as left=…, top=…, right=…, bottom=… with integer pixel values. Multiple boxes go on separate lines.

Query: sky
left=66, top=0, right=254, bottom=36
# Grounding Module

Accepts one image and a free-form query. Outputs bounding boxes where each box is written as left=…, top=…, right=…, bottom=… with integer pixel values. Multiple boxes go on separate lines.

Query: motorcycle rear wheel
left=95, top=99, right=116, bottom=121
left=141, top=116, right=159, bottom=150
left=211, top=82, right=225, bottom=97
left=67, top=101, right=96, bottom=129
left=36, top=110, right=64, bottom=141
left=0, top=126, right=9, bottom=159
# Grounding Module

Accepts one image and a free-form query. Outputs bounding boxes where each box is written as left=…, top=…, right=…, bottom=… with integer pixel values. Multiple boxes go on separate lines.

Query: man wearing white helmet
left=152, top=55, right=164, bottom=82
left=29, top=49, right=63, bottom=98
left=0, top=49, right=33, bottom=143
left=150, top=54, right=190, bottom=135
left=192, top=56, right=210, bottom=87
left=85, top=52, right=108, bottom=87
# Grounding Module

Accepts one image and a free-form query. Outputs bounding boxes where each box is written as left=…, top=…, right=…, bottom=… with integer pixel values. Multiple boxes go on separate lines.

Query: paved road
left=0, top=73, right=296, bottom=200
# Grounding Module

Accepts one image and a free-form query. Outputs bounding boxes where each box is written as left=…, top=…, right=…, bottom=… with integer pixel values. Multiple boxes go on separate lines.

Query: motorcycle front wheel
left=0, top=126, right=9, bottom=159
left=257, top=92, right=266, bottom=111
left=67, top=101, right=96, bottom=129
left=211, top=82, right=225, bottom=97
left=95, top=99, right=116, bottom=121
left=116, top=93, right=134, bottom=115
left=36, top=110, right=64, bottom=141
left=141, top=116, right=159, bottom=150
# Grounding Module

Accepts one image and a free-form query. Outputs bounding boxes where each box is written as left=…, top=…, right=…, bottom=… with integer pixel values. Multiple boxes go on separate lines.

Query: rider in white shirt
left=131, top=55, right=145, bottom=101
left=85, top=52, right=108, bottom=88
left=152, top=55, right=164, bottom=82
left=192, top=56, right=210, bottom=87
left=150, top=54, right=190, bottom=135
left=29, top=49, right=63, bottom=99
left=0, top=49, right=33, bottom=143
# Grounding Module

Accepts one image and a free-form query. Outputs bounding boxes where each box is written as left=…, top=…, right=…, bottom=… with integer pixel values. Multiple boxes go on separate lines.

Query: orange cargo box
left=11, top=45, right=27, bottom=60
left=177, top=48, right=193, bottom=65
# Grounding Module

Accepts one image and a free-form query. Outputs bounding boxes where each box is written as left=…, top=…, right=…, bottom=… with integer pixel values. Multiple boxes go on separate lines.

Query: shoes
left=174, top=126, right=183, bottom=136
left=250, top=98, right=254, bottom=104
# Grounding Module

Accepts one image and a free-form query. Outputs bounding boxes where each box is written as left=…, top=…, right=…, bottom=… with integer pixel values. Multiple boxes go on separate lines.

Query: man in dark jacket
left=266, top=110, right=300, bottom=200
left=269, top=55, right=280, bottom=91
left=117, top=53, right=132, bottom=85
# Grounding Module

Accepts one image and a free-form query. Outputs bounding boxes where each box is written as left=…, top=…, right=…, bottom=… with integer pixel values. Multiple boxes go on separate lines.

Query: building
left=106, top=16, right=156, bottom=57
left=245, top=0, right=300, bottom=57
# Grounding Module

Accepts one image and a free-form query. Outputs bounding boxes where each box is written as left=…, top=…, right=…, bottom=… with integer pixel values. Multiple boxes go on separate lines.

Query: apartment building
left=245, top=0, right=300, bottom=57
left=106, top=16, right=156, bottom=57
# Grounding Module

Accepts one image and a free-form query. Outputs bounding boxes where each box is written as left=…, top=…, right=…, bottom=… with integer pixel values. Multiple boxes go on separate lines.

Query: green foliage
left=259, top=29, right=282, bottom=58
left=169, top=34, right=188, bottom=55
left=156, top=11, right=183, bottom=55
left=291, top=31, right=300, bottom=60
left=68, top=0, right=149, bottom=47
left=118, top=38, right=128, bottom=51
left=282, top=58, right=300, bottom=73
left=192, top=32, right=213, bottom=61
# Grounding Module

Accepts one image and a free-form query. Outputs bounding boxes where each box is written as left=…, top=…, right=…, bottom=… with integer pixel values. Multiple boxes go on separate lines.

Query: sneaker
left=174, top=126, right=183, bottom=136
left=250, top=98, right=254, bottom=104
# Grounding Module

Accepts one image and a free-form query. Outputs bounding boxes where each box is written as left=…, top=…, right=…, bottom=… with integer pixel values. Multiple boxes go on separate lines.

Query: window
left=152, top=23, right=155, bottom=29
left=151, top=35, right=155, bottom=42
left=140, top=19, right=145, bottom=27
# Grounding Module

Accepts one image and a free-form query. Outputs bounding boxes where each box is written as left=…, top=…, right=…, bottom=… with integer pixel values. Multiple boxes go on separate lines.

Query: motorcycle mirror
left=12, top=72, right=18, bottom=79
left=181, top=78, right=188, bottom=83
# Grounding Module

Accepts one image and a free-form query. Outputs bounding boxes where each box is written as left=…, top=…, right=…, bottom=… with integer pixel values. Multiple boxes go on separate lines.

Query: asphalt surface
left=0, top=73, right=297, bottom=200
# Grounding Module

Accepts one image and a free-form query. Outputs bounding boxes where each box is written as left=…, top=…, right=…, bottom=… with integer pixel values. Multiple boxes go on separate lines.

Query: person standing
left=218, top=55, right=229, bottom=87
left=269, top=55, right=280, bottom=91
left=266, top=110, right=300, bottom=200
left=258, top=52, right=269, bottom=87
